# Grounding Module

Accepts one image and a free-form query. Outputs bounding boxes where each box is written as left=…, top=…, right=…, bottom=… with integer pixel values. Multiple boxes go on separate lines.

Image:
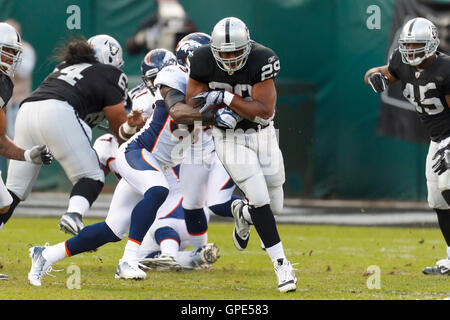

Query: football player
left=0, top=22, right=53, bottom=280
left=181, top=17, right=297, bottom=293
left=3, top=35, right=138, bottom=237
left=364, top=17, right=450, bottom=275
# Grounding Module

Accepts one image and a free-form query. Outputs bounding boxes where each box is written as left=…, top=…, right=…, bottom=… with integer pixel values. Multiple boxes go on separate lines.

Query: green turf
left=0, top=217, right=448, bottom=300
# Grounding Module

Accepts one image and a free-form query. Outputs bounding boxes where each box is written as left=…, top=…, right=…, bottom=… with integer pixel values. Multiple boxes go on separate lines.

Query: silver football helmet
left=0, top=22, right=22, bottom=77
left=210, top=17, right=251, bottom=74
left=398, top=17, right=440, bottom=66
left=88, top=34, right=124, bottom=68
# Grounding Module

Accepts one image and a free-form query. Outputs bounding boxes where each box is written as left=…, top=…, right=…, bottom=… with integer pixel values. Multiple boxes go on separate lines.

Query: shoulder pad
left=154, top=65, right=188, bottom=94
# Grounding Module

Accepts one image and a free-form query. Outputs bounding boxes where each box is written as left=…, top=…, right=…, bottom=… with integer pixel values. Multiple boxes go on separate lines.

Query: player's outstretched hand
left=127, top=109, right=146, bottom=129
left=215, top=107, right=242, bottom=129
left=191, top=90, right=225, bottom=112
left=25, top=145, right=53, bottom=165
left=432, top=145, right=450, bottom=175
left=368, top=72, right=388, bottom=93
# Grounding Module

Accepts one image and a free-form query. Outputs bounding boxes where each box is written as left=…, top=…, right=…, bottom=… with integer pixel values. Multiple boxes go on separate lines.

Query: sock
left=177, top=251, right=197, bottom=268
left=160, top=239, right=179, bottom=258
left=265, top=242, right=286, bottom=262
left=65, top=221, right=120, bottom=256
left=122, top=239, right=141, bottom=261
left=242, top=204, right=253, bottom=224
left=435, top=209, right=450, bottom=247
left=184, top=208, right=208, bottom=250
left=155, top=226, right=180, bottom=258
left=0, top=191, right=21, bottom=230
left=128, top=186, right=169, bottom=244
left=208, top=196, right=241, bottom=218
left=42, top=242, right=68, bottom=264
left=249, top=204, right=281, bottom=249
left=67, top=195, right=90, bottom=217
left=69, top=178, right=104, bottom=216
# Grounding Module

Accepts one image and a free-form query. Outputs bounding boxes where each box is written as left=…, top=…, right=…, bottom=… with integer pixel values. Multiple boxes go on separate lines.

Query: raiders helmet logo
left=109, top=43, right=119, bottom=56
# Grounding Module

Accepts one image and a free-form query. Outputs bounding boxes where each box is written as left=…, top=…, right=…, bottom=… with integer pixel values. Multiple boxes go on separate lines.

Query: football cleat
left=28, top=245, right=54, bottom=286
left=422, top=259, right=450, bottom=275
left=59, top=212, right=84, bottom=235
left=192, top=243, right=220, bottom=268
left=0, top=273, right=7, bottom=280
left=273, top=258, right=297, bottom=293
left=231, top=199, right=251, bottom=251
left=139, top=254, right=182, bottom=271
left=115, top=259, right=147, bottom=280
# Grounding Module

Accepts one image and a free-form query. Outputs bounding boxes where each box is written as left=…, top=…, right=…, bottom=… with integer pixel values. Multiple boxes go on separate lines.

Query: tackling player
left=3, top=35, right=136, bottom=236
left=168, top=32, right=240, bottom=252
left=365, top=17, right=450, bottom=275
left=184, top=17, right=297, bottom=293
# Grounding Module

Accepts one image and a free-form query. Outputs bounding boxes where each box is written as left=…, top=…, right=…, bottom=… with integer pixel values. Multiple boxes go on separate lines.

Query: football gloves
left=368, top=72, right=388, bottom=93
left=215, top=107, right=242, bottom=130
left=25, top=145, right=53, bottom=165
left=433, top=144, right=450, bottom=175
left=191, top=89, right=225, bottom=113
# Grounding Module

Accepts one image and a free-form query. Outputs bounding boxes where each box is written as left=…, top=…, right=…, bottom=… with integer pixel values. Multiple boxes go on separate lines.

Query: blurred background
left=1, top=0, right=450, bottom=203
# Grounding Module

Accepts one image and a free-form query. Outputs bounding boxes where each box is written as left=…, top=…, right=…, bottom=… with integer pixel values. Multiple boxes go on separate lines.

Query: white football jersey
left=93, top=133, right=119, bottom=175
left=153, top=64, right=215, bottom=165
left=129, top=83, right=156, bottom=118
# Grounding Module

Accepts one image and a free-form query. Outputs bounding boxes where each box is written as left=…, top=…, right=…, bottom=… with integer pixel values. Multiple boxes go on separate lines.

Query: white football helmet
left=210, top=17, right=251, bottom=74
left=0, top=22, right=22, bottom=77
left=398, top=17, right=440, bottom=66
left=88, top=34, right=124, bottom=68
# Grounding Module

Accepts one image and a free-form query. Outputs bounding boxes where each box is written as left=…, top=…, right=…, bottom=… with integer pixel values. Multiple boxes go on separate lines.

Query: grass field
left=0, top=217, right=449, bottom=300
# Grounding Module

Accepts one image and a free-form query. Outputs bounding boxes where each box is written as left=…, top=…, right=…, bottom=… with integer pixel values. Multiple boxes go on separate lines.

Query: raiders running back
left=388, top=48, right=450, bottom=142
left=188, top=41, right=279, bottom=130
left=22, top=61, right=127, bottom=127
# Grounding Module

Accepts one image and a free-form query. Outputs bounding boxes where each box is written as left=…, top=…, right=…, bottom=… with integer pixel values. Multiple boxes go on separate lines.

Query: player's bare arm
left=163, top=83, right=216, bottom=125
left=103, top=101, right=132, bottom=144
left=0, top=108, right=26, bottom=161
left=227, top=79, right=277, bottom=121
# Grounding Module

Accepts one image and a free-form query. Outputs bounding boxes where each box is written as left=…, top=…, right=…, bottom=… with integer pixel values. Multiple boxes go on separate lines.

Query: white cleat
left=28, top=245, right=54, bottom=286
left=423, top=258, right=450, bottom=275
left=59, top=212, right=84, bottom=235
left=273, top=258, right=297, bottom=293
left=191, top=243, right=220, bottom=269
left=139, top=254, right=182, bottom=271
left=115, top=259, right=147, bottom=280
left=231, top=199, right=251, bottom=251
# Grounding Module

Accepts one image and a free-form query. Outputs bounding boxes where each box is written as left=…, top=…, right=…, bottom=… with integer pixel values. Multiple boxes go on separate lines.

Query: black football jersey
left=188, top=41, right=280, bottom=129
left=0, top=73, right=13, bottom=110
left=22, top=62, right=128, bottom=127
left=388, top=48, right=450, bottom=142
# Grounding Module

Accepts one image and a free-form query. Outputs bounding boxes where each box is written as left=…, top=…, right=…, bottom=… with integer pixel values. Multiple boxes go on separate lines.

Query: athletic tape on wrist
left=223, top=91, right=234, bottom=106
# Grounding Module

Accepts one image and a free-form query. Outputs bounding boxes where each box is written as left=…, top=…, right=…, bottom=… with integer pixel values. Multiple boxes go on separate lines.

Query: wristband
left=24, top=149, right=32, bottom=163
left=122, top=121, right=137, bottom=135
left=223, top=91, right=234, bottom=106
